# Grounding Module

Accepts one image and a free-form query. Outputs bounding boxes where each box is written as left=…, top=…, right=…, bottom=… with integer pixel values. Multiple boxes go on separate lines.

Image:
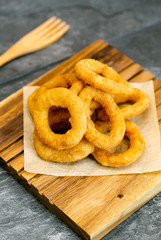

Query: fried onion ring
left=79, top=86, right=125, bottom=149
left=33, top=131, right=94, bottom=162
left=93, top=120, right=145, bottom=167
left=28, top=73, right=84, bottom=117
left=96, top=88, right=150, bottom=120
left=34, top=88, right=87, bottom=150
left=75, top=59, right=134, bottom=95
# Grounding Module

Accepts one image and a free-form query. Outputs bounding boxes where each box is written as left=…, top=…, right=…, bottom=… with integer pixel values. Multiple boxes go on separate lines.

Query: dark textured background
left=1, top=0, right=161, bottom=239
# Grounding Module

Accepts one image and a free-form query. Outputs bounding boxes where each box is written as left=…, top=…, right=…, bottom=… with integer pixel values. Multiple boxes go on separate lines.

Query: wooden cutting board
left=1, top=39, right=161, bottom=240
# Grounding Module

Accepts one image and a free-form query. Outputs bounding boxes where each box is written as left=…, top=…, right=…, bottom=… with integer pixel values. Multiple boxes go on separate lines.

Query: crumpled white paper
left=23, top=81, right=161, bottom=176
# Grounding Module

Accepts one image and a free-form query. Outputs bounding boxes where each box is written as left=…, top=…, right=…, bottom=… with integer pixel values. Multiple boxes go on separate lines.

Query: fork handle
left=0, top=43, right=24, bottom=67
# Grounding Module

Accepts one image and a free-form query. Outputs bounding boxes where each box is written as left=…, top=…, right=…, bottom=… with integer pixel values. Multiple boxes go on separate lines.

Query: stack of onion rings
left=27, top=58, right=150, bottom=167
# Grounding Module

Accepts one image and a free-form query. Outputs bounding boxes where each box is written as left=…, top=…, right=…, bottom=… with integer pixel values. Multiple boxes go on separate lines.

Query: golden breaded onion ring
left=33, top=131, right=94, bottom=163
left=75, top=59, right=134, bottom=95
left=93, top=120, right=145, bottom=167
left=79, top=86, right=125, bottom=149
left=34, top=88, right=87, bottom=150
left=28, top=73, right=84, bottom=117
left=96, top=88, right=150, bottom=120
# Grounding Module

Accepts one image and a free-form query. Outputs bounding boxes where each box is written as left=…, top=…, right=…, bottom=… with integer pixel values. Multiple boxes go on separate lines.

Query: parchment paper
left=23, top=81, right=161, bottom=176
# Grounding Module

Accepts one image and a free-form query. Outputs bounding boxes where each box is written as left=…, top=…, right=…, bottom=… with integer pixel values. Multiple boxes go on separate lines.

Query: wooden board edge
left=0, top=157, right=90, bottom=240
left=90, top=182, right=161, bottom=240
left=5, top=153, right=161, bottom=240
left=26, top=183, right=90, bottom=240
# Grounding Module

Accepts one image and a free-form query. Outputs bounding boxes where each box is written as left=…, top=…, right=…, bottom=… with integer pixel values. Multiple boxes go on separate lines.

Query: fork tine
left=31, top=16, right=57, bottom=34
left=44, top=24, right=70, bottom=45
left=42, top=21, right=68, bottom=40
left=38, top=18, right=62, bottom=36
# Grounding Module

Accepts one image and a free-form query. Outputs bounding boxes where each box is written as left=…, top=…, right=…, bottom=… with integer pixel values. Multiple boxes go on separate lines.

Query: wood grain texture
left=153, top=79, right=161, bottom=91
left=7, top=153, right=24, bottom=173
left=0, top=138, right=23, bottom=162
left=119, top=64, right=143, bottom=80
left=0, top=39, right=161, bottom=240
left=130, top=71, right=155, bottom=82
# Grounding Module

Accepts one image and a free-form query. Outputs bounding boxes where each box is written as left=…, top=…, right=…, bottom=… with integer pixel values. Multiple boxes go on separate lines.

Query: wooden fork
left=0, top=17, right=70, bottom=67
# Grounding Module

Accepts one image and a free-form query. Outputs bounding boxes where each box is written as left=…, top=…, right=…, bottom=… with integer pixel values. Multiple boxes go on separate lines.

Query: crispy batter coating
left=33, top=131, right=94, bottom=163
left=96, top=88, right=150, bottom=120
left=79, top=86, right=125, bottom=149
left=34, top=88, right=87, bottom=150
left=93, top=120, right=145, bottom=167
left=75, top=59, right=134, bottom=95
left=28, top=73, right=84, bottom=117
left=90, top=100, right=101, bottom=110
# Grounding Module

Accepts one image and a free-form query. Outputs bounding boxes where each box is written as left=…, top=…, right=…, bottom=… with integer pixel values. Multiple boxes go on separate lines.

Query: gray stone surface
left=1, top=0, right=161, bottom=239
